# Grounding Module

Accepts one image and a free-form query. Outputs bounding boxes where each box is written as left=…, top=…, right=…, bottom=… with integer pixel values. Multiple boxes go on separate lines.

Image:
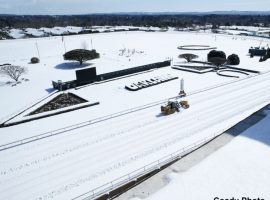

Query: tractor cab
left=161, top=100, right=180, bottom=115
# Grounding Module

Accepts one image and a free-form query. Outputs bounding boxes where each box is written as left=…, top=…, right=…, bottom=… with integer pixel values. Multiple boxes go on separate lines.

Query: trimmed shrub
left=63, top=49, right=100, bottom=65
left=207, top=50, right=226, bottom=62
left=208, top=57, right=227, bottom=67
left=227, top=54, right=240, bottom=65
left=31, top=57, right=40, bottom=64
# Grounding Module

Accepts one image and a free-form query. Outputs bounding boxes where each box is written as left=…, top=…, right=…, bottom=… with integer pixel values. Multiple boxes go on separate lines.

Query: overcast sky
left=0, top=0, right=269, bottom=15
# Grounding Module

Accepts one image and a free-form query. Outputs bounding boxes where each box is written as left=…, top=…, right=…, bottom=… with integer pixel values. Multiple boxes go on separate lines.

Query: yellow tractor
left=161, top=101, right=180, bottom=115
left=161, top=100, right=189, bottom=115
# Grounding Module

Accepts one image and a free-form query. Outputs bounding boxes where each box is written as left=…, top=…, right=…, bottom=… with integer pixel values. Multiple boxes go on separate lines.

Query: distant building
left=239, top=33, right=249, bottom=36
left=249, top=47, right=269, bottom=57
left=257, top=30, right=270, bottom=37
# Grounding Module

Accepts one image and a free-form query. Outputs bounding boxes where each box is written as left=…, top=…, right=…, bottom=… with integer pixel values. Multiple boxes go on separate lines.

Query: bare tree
left=0, top=65, right=27, bottom=82
left=178, top=53, right=199, bottom=62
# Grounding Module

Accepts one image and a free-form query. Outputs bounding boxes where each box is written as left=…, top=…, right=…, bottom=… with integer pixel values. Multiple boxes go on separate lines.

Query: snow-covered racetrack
left=1, top=71, right=270, bottom=200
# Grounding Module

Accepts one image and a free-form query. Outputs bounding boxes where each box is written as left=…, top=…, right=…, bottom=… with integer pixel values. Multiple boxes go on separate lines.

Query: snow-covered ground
left=143, top=107, right=270, bottom=200
left=0, top=31, right=269, bottom=123
left=0, top=31, right=270, bottom=200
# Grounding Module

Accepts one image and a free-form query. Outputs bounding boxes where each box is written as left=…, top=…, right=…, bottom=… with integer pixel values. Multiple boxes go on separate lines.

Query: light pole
left=179, top=78, right=186, bottom=97
left=35, top=41, right=40, bottom=59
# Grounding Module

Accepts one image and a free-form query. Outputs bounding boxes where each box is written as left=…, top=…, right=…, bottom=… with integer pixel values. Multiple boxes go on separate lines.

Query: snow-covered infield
left=0, top=30, right=270, bottom=200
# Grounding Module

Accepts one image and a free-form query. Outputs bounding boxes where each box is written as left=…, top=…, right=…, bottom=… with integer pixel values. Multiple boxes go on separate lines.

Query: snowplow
left=161, top=100, right=189, bottom=115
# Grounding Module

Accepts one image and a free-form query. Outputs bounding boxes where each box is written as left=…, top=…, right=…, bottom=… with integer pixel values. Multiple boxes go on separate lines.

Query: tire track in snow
left=1, top=79, right=270, bottom=199
left=1, top=78, right=270, bottom=185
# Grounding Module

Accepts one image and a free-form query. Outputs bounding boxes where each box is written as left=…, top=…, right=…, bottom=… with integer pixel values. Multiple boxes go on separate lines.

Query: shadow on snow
left=55, top=62, right=93, bottom=70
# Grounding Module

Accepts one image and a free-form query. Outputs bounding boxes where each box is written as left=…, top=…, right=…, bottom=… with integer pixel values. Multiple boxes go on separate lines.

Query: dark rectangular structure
left=249, top=47, right=267, bottom=56
left=52, top=60, right=171, bottom=91
left=52, top=80, right=77, bottom=91
left=97, top=60, right=171, bottom=81
left=76, top=67, right=97, bottom=84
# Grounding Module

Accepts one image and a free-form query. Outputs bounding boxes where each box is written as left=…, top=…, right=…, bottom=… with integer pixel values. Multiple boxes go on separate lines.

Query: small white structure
left=179, top=78, right=186, bottom=97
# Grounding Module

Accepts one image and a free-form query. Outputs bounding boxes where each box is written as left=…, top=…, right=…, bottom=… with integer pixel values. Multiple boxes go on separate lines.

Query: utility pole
left=62, top=36, right=67, bottom=53
left=179, top=78, right=186, bottom=97
left=181, top=78, right=184, bottom=92
left=91, top=38, right=93, bottom=50
left=35, top=41, right=40, bottom=59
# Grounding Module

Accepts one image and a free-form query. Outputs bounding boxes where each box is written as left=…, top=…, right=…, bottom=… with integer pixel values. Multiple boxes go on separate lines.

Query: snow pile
left=8, top=29, right=25, bottom=39
left=40, top=27, right=69, bottom=35
left=7, top=27, right=84, bottom=39
left=110, top=26, right=130, bottom=31
left=224, top=29, right=253, bottom=35
left=25, top=28, right=46, bottom=37
left=63, top=26, right=83, bottom=34
left=91, top=26, right=113, bottom=33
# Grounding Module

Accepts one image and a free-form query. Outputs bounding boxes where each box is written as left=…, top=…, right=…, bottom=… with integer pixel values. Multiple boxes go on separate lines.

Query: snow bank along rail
left=1, top=70, right=270, bottom=152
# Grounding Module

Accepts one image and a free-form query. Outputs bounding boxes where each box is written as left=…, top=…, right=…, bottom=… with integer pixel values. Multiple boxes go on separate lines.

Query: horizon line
left=1, top=10, right=270, bottom=16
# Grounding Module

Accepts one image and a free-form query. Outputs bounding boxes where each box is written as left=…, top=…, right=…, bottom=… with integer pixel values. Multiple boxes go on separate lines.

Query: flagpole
left=91, top=38, right=93, bottom=50
left=35, top=41, right=40, bottom=59
left=62, top=36, right=67, bottom=53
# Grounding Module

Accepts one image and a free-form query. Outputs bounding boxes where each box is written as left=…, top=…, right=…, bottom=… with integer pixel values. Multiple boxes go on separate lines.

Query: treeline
left=0, top=14, right=270, bottom=29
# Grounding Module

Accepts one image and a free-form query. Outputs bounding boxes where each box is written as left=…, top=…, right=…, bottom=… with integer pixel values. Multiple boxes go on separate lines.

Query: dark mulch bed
left=28, top=93, right=88, bottom=116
